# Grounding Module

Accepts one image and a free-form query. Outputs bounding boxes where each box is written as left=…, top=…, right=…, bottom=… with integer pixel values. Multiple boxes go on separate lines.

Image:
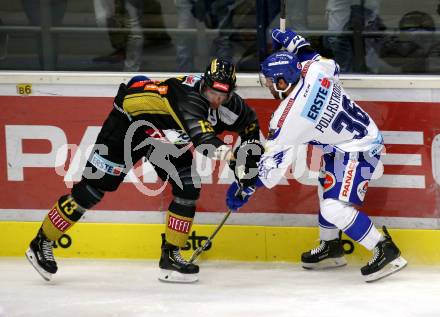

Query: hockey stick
left=188, top=209, right=232, bottom=263
left=280, top=0, right=286, bottom=32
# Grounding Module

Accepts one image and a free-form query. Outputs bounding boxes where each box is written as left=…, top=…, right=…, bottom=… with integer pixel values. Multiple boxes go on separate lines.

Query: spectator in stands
left=93, top=0, right=144, bottom=72
left=173, top=0, right=235, bottom=72
left=93, top=0, right=127, bottom=65
left=379, top=11, right=438, bottom=73
left=0, top=17, right=8, bottom=60
left=324, top=0, right=384, bottom=73
left=174, top=0, right=195, bottom=72
left=266, top=0, right=309, bottom=32
left=21, top=0, right=67, bottom=70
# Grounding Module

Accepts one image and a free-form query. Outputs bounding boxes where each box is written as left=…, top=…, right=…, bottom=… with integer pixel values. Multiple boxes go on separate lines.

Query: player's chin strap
left=273, top=82, right=292, bottom=100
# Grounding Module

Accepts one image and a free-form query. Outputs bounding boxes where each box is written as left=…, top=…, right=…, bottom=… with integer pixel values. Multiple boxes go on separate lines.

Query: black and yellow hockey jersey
left=117, top=75, right=260, bottom=151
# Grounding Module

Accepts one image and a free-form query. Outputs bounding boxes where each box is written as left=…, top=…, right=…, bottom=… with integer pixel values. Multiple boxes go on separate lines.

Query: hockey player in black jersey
left=25, top=58, right=263, bottom=283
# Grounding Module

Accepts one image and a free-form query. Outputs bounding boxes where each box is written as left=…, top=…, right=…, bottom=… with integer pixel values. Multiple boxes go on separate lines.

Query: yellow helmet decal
left=211, top=59, right=218, bottom=74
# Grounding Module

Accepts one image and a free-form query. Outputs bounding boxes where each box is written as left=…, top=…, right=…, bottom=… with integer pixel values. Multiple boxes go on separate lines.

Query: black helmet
left=204, top=58, right=236, bottom=94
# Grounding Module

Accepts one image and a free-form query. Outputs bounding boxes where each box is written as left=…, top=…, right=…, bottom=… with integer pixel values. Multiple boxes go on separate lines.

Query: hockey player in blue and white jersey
left=227, top=28, right=407, bottom=282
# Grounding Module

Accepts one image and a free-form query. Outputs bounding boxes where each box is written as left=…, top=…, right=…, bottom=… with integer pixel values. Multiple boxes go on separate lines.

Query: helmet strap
left=199, top=79, right=205, bottom=94
left=273, top=82, right=292, bottom=100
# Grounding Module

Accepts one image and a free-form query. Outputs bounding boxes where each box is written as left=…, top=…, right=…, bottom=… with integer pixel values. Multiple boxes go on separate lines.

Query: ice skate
left=159, top=242, right=199, bottom=283
left=25, top=228, right=58, bottom=281
left=361, top=226, right=407, bottom=282
left=301, top=233, right=347, bottom=269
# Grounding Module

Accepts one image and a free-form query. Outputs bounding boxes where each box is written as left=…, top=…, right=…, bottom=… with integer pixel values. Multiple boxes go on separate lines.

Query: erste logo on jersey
left=301, top=73, right=331, bottom=123
left=91, top=153, right=124, bottom=176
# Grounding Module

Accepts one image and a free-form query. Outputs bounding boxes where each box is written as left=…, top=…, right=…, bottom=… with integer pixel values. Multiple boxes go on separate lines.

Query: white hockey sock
left=319, top=226, right=340, bottom=241
left=358, top=225, right=382, bottom=250
left=320, top=199, right=382, bottom=250
left=318, top=209, right=339, bottom=240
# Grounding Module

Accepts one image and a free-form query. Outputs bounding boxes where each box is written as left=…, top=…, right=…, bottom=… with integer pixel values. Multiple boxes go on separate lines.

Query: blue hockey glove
left=226, top=179, right=264, bottom=211
left=226, top=181, right=256, bottom=211
left=271, top=28, right=310, bottom=54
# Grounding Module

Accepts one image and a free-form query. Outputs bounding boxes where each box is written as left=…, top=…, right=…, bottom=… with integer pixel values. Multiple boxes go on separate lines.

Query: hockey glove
left=226, top=181, right=257, bottom=211
left=231, top=139, right=264, bottom=188
left=271, top=28, right=310, bottom=54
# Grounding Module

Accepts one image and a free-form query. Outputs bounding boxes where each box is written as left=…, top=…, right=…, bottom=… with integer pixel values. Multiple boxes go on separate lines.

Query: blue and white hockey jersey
left=259, top=58, right=383, bottom=188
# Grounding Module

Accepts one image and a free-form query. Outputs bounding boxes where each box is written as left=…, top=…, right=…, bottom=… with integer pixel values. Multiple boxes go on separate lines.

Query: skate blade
left=158, top=269, right=198, bottom=283
left=364, top=256, right=408, bottom=283
left=302, top=257, right=347, bottom=270
left=25, top=248, right=53, bottom=282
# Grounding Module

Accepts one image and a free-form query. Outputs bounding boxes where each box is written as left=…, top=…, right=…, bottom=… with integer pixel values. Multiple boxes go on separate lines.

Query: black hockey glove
left=230, top=139, right=264, bottom=188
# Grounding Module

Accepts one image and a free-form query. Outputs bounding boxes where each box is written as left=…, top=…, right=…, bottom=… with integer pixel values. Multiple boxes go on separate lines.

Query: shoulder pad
left=128, top=79, right=150, bottom=88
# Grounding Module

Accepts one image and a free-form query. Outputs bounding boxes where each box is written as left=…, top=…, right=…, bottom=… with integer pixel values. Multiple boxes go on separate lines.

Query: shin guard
left=41, top=195, right=86, bottom=241
left=165, top=197, right=196, bottom=247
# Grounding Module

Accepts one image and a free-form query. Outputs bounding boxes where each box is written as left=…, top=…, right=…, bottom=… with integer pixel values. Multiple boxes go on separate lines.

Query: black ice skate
left=361, top=226, right=407, bottom=282
left=159, top=241, right=199, bottom=283
left=25, top=228, right=58, bottom=281
left=301, top=232, right=347, bottom=269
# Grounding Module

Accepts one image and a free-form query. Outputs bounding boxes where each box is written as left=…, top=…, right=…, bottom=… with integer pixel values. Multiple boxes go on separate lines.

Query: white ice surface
left=0, top=258, right=439, bottom=317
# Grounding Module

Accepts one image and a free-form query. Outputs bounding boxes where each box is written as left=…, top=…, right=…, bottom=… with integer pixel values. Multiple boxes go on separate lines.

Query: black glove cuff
left=234, top=139, right=264, bottom=164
